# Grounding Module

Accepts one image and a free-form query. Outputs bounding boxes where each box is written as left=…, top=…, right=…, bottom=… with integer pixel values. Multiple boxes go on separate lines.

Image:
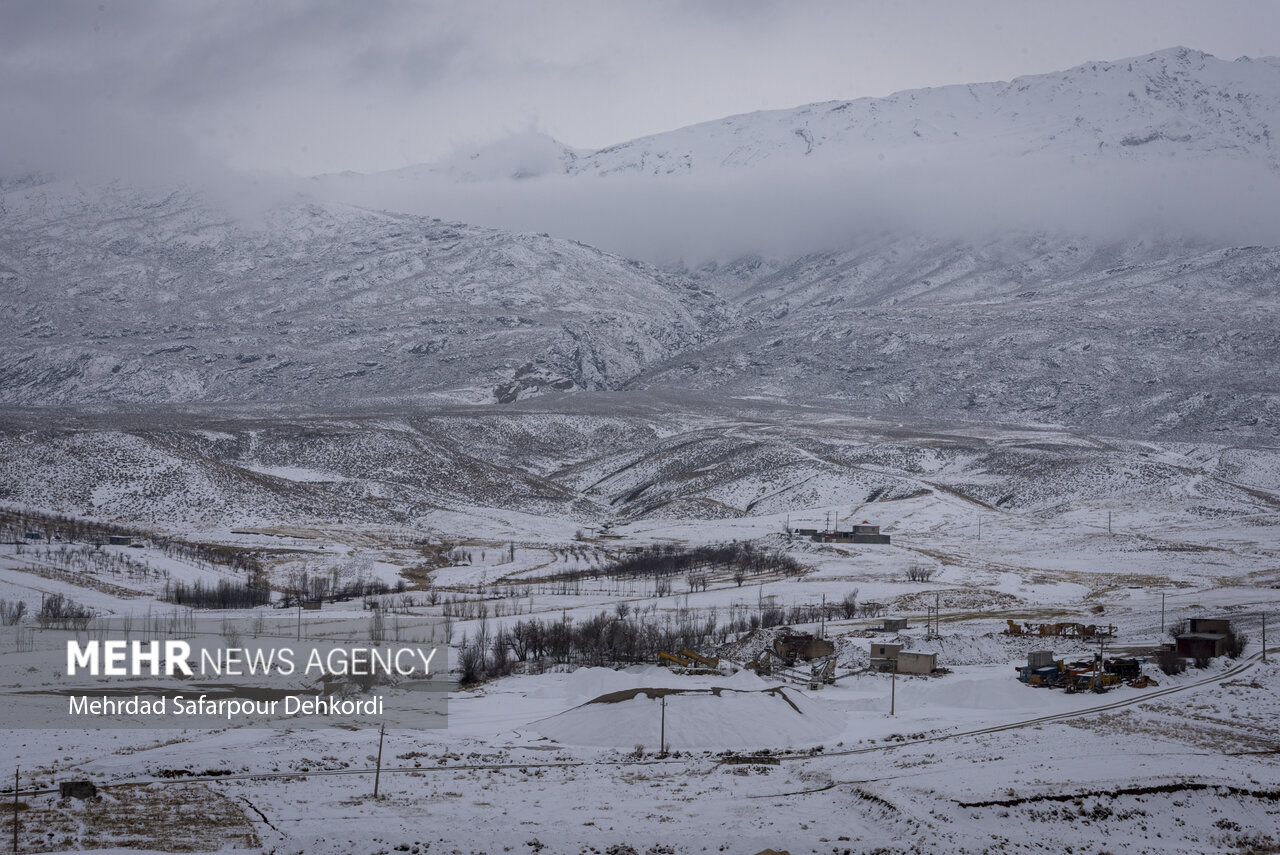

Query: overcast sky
left=4, top=0, right=1280, bottom=179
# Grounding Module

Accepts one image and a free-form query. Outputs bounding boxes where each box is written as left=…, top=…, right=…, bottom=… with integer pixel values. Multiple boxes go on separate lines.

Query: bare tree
left=0, top=599, right=27, bottom=626
left=905, top=564, right=937, bottom=582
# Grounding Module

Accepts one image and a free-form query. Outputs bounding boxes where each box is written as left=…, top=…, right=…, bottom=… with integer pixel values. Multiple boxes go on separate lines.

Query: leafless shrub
left=1224, top=631, right=1248, bottom=659
left=1156, top=646, right=1186, bottom=676
left=220, top=619, right=241, bottom=648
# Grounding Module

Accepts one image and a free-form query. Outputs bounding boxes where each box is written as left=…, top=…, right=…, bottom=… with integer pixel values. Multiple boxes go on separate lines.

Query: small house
left=896, top=651, right=936, bottom=675
left=1176, top=632, right=1228, bottom=659
left=870, top=643, right=902, bottom=672
left=108, top=535, right=132, bottom=547
left=811, top=522, right=891, bottom=545
left=1176, top=617, right=1231, bottom=659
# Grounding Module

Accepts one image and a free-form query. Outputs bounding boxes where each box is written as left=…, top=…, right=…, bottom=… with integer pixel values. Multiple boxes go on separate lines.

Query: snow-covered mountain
left=0, top=180, right=726, bottom=406
left=2, top=47, right=1278, bottom=440
left=566, top=47, right=1280, bottom=176
left=634, top=234, right=1280, bottom=437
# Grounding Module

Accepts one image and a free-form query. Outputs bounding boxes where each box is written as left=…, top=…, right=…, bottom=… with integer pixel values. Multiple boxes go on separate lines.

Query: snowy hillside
left=0, top=179, right=726, bottom=406
left=567, top=47, right=1280, bottom=175
left=3, top=48, right=1279, bottom=440
left=637, top=235, right=1280, bottom=438
left=2, top=399, right=1276, bottom=533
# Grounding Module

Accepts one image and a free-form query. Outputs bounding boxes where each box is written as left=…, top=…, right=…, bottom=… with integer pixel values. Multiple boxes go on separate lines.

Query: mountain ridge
left=2, top=47, right=1277, bottom=440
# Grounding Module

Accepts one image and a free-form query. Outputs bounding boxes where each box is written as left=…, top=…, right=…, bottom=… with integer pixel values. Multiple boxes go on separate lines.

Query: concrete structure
left=1176, top=617, right=1232, bottom=659
left=811, top=522, right=891, bottom=545
left=896, top=651, right=937, bottom=675
left=881, top=618, right=909, bottom=632
left=1188, top=618, right=1231, bottom=634
left=107, top=535, right=132, bottom=546
left=773, top=633, right=835, bottom=663
left=870, top=643, right=936, bottom=674
left=870, top=643, right=903, bottom=672
left=1176, top=633, right=1228, bottom=659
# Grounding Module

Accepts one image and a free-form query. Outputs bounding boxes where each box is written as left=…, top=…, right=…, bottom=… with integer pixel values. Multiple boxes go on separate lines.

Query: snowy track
left=9, top=648, right=1270, bottom=799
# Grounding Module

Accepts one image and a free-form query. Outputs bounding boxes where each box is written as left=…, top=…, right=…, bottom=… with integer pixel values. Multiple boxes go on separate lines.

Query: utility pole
left=820, top=594, right=826, bottom=639
left=977, top=517, right=981, bottom=541
left=1095, top=635, right=1108, bottom=692
left=660, top=696, right=667, bottom=756
left=890, top=665, right=896, bottom=716
left=1107, top=511, right=1112, bottom=536
left=1161, top=593, right=1166, bottom=634
left=373, top=722, right=385, bottom=799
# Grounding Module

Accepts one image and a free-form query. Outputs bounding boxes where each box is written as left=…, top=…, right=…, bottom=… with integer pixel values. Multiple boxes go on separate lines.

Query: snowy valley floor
left=2, top=416, right=1279, bottom=853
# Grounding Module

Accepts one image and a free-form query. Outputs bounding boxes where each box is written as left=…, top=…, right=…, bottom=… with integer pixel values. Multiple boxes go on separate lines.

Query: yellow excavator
left=679, top=648, right=720, bottom=668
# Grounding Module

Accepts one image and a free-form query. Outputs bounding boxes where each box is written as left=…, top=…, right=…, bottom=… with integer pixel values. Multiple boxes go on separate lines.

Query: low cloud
left=319, top=146, right=1280, bottom=265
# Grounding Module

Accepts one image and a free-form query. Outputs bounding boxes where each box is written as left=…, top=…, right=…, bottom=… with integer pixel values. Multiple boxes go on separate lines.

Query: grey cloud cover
left=5, top=0, right=1280, bottom=177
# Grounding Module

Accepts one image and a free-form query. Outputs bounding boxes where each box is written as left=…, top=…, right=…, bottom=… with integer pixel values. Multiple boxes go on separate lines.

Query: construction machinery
left=813, top=657, right=837, bottom=686
left=1018, top=651, right=1148, bottom=693
left=679, top=648, right=720, bottom=669
left=658, top=651, right=692, bottom=668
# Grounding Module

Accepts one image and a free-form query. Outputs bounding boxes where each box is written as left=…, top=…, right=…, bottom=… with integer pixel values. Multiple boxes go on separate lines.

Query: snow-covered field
left=3, top=413, right=1278, bottom=853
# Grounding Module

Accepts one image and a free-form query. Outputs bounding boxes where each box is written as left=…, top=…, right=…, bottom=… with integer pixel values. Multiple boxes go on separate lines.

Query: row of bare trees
left=163, top=578, right=271, bottom=609
left=454, top=590, right=862, bottom=684
left=544, top=541, right=807, bottom=588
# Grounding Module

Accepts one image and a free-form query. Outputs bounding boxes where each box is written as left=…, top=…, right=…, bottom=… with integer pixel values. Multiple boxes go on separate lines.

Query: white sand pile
left=529, top=685, right=843, bottom=750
